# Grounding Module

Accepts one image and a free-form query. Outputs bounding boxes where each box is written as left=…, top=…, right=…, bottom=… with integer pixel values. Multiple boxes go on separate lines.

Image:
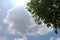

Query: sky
left=0, top=0, right=60, bottom=40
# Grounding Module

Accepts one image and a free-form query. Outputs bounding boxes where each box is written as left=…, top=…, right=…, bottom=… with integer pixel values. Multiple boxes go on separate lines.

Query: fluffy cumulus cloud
left=3, top=5, right=53, bottom=37
left=4, top=6, right=35, bottom=36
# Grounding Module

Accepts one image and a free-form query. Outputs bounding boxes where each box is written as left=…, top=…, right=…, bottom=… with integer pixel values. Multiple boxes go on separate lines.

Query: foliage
left=27, top=0, right=60, bottom=34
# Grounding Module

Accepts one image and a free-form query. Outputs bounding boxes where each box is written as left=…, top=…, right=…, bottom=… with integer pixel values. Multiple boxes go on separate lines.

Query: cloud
left=28, top=24, right=53, bottom=35
left=0, top=8, right=7, bottom=33
left=37, top=24, right=53, bottom=35
left=50, top=37, right=55, bottom=40
left=56, top=38, right=60, bottom=40
left=14, top=37, right=27, bottom=40
left=4, top=5, right=53, bottom=37
left=4, top=6, right=35, bottom=36
left=0, top=36, right=7, bottom=40
left=50, top=37, right=60, bottom=40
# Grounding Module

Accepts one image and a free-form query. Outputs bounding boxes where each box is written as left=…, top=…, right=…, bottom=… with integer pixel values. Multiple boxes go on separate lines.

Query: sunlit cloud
left=10, top=0, right=29, bottom=7
left=14, top=37, right=27, bottom=40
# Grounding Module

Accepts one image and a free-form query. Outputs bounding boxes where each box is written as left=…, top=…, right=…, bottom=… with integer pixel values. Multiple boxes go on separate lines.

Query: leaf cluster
left=27, top=0, right=60, bottom=34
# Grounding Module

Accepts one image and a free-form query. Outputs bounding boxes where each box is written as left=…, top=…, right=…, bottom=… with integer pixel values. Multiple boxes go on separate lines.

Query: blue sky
left=0, top=0, right=60, bottom=40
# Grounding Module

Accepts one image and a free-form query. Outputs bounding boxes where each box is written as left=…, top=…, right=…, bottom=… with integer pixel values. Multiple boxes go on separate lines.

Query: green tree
left=27, top=0, right=60, bottom=34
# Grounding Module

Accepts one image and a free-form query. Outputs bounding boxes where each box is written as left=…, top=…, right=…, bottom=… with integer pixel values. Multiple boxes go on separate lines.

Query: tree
left=27, top=0, right=60, bottom=34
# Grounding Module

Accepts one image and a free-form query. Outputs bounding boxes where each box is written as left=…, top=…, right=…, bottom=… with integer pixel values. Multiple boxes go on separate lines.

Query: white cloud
left=50, top=37, right=55, bottom=40
left=29, top=24, right=53, bottom=35
left=0, top=9, right=5, bottom=20
left=4, top=6, right=35, bottom=36
left=56, top=38, right=60, bottom=40
left=14, top=37, right=27, bottom=40
left=37, top=24, right=53, bottom=35
left=4, top=5, right=53, bottom=37
left=50, top=37, right=60, bottom=40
